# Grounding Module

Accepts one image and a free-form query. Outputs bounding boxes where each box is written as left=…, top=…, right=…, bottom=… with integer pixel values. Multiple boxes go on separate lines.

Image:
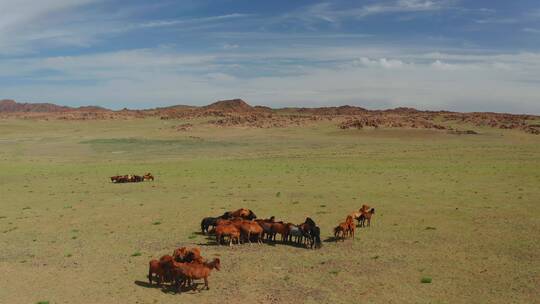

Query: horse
left=201, top=213, right=231, bottom=234
left=300, top=218, right=322, bottom=249
left=215, top=224, right=241, bottom=246
left=171, top=258, right=221, bottom=291
left=310, top=226, right=322, bottom=249
left=229, top=208, right=257, bottom=220
left=173, top=247, right=203, bottom=263
left=359, top=208, right=375, bottom=227
left=148, top=255, right=174, bottom=286
left=333, top=224, right=346, bottom=241
left=255, top=217, right=275, bottom=240
left=143, top=173, right=154, bottom=181
left=345, top=215, right=355, bottom=238
left=288, top=223, right=308, bottom=245
left=112, top=175, right=129, bottom=183
left=269, top=222, right=289, bottom=242
left=334, top=215, right=355, bottom=241
left=238, top=221, right=263, bottom=244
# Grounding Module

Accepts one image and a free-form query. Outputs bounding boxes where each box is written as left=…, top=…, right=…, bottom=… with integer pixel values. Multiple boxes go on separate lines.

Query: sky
left=1, top=0, right=540, bottom=113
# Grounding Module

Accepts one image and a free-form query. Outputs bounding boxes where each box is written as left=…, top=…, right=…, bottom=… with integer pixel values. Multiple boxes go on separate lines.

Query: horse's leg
left=204, top=277, right=209, bottom=290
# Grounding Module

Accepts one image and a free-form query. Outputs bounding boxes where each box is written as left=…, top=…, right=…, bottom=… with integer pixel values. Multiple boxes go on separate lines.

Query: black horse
left=301, top=217, right=322, bottom=249
left=200, top=212, right=233, bottom=234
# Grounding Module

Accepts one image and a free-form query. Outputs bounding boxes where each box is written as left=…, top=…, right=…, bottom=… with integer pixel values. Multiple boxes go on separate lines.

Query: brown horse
left=229, top=208, right=257, bottom=220
left=171, top=258, right=221, bottom=291
left=148, top=255, right=174, bottom=285
left=359, top=208, right=375, bottom=227
left=269, top=222, right=289, bottom=242
left=334, top=215, right=355, bottom=241
left=215, top=224, right=241, bottom=246
left=333, top=224, right=347, bottom=241
left=173, top=247, right=203, bottom=263
left=346, top=215, right=355, bottom=239
left=238, top=221, right=263, bottom=244
left=352, top=204, right=371, bottom=226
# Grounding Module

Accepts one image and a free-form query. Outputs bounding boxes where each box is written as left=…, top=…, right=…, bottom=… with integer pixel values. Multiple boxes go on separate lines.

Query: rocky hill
left=1, top=98, right=538, bottom=134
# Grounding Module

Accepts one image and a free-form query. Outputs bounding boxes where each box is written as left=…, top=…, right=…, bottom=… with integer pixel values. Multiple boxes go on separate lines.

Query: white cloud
left=354, top=57, right=406, bottom=69
left=222, top=43, right=240, bottom=50
left=431, top=59, right=458, bottom=70
left=2, top=46, right=540, bottom=114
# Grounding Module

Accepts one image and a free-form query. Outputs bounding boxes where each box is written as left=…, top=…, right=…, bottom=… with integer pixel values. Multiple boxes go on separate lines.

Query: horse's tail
left=370, top=208, right=375, bottom=214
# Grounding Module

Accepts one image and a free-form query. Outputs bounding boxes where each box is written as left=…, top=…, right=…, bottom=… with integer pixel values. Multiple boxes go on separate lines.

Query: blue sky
left=1, top=0, right=540, bottom=113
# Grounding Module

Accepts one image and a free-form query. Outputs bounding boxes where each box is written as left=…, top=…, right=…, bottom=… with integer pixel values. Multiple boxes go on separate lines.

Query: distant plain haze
left=1, top=0, right=540, bottom=114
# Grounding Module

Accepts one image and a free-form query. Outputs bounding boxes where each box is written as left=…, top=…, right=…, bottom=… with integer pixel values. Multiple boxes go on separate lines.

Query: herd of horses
left=110, top=173, right=154, bottom=183
left=146, top=206, right=376, bottom=293
left=333, top=204, right=375, bottom=241
left=200, top=208, right=322, bottom=249
left=148, top=246, right=220, bottom=292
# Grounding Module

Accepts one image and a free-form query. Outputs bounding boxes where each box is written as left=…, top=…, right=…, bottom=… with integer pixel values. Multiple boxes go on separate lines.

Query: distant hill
left=0, top=99, right=112, bottom=113
left=203, top=99, right=255, bottom=113
left=0, top=99, right=71, bottom=112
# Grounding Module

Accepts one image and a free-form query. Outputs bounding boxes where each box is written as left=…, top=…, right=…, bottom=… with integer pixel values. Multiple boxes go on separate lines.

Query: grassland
left=0, top=118, right=539, bottom=304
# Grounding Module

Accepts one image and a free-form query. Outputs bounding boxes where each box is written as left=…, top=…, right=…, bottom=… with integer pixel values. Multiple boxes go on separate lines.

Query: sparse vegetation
left=0, top=118, right=538, bottom=303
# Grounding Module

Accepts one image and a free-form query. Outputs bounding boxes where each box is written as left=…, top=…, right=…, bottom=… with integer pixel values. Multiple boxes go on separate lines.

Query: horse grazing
left=229, top=208, right=257, bottom=220
left=173, top=247, right=203, bottom=263
left=171, top=258, right=221, bottom=291
left=143, top=173, right=154, bottom=181
left=215, top=224, right=241, bottom=246
left=359, top=208, right=375, bottom=227
left=200, top=212, right=234, bottom=234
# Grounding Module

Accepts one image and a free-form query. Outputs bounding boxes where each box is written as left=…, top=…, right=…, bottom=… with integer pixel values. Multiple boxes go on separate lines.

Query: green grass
left=421, top=277, right=433, bottom=284
left=0, top=118, right=539, bottom=303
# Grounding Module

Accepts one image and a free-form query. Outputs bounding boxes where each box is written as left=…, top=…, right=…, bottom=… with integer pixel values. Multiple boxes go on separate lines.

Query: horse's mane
left=305, top=217, right=316, bottom=227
